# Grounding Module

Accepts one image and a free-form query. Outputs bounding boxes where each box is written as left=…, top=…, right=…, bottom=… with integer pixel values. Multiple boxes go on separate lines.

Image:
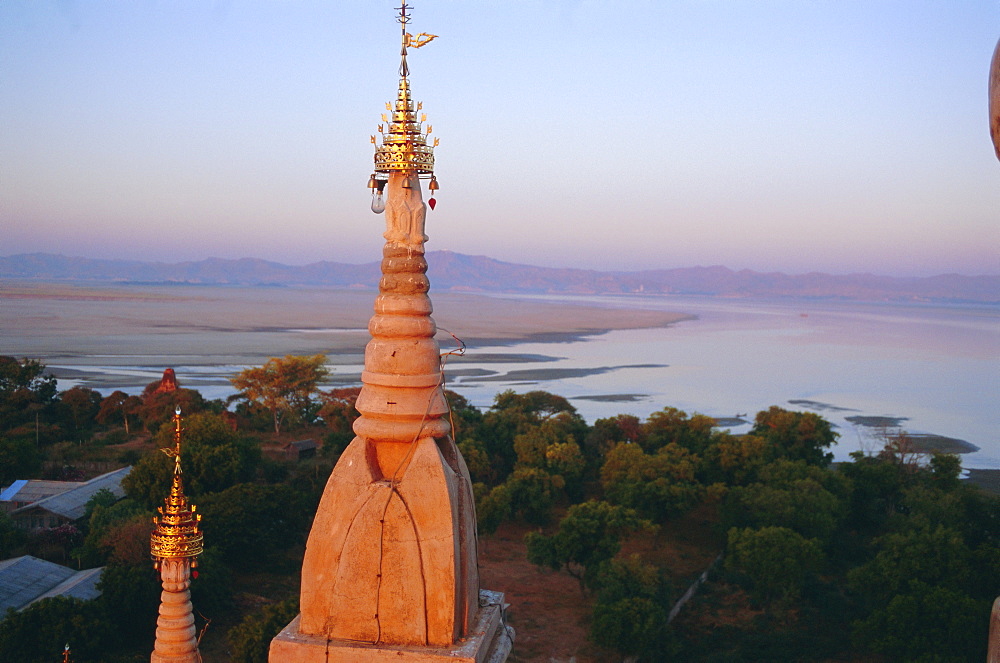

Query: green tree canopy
left=642, top=406, right=714, bottom=454
left=851, top=581, right=988, bottom=663
left=96, top=390, right=143, bottom=435
left=139, top=387, right=211, bottom=434
left=0, top=356, right=58, bottom=432
left=228, top=597, right=299, bottom=663
left=0, top=433, right=43, bottom=485
left=230, top=354, right=329, bottom=434
left=56, top=386, right=102, bottom=438
left=197, top=483, right=311, bottom=570
left=0, top=510, right=26, bottom=558
left=0, top=596, right=112, bottom=662
left=316, top=386, right=361, bottom=457
left=585, top=414, right=645, bottom=460
left=123, top=412, right=261, bottom=508
left=590, top=596, right=675, bottom=660
left=478, top=390, right=581, bottom=481
left=721, top=478, right=845, bottom=543
left=700, top=432, right=770, bottom=486
left=750, top=406, right=837, bottom=466
left=525, top=500, right=654, bottom=589
left=725, top=526, right=824, bottom=603
left=847, top=523, right=974, bottom=608
left=600, top=442, right=703, bottom=521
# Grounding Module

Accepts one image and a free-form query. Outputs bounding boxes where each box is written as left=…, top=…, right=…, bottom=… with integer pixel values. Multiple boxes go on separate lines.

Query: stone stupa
left=270, top=4, right=513, bottom=662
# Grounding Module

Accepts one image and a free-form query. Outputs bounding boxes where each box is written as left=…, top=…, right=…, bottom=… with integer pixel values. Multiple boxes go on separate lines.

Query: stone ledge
left=269, top=590, right=513, bottom=663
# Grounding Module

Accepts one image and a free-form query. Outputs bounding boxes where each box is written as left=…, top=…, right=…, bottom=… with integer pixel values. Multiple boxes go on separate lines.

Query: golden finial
left=370, top=2, right=437, bottom=184
left=150, top=406, right=204, bottom=567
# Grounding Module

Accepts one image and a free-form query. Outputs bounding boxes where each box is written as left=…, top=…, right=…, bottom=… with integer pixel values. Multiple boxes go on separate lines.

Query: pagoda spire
left=150, top=406, right=203, bottom=663
left=270, top=5, right=512, bottom=659
left=368, top=2, right=439, bottom=219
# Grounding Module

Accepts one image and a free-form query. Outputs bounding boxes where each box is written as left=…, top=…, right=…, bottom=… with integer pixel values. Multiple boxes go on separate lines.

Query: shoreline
left=4, top=281, right=995, bottom=470
left=1, top=282, right=694, bottom=362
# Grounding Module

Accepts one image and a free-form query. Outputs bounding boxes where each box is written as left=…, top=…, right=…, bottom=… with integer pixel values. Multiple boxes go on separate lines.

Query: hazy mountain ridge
left=1, top=252, right=997, bottom=303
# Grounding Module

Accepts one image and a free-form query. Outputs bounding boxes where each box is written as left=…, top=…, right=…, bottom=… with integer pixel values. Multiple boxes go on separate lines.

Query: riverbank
left=4, top=282, right=995, bottom=469
left=1, top=281, right=692, bottom=360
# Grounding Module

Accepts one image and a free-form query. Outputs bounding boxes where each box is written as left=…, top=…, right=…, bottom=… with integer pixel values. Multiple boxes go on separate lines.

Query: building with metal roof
left=11, top=466, right=131, bottom=531
left=0, top=480, right=85, bottom=515
left=0, top=556, right=104, bottom=617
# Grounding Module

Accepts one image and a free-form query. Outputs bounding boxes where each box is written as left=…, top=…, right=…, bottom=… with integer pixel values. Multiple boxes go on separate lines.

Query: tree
left=74, top=496, right=151, bottom=567
left=124, top=412, right=262, bottom=508
left=57, top=386, right=102, bottom=438
left=197, top=483, right=311, bottom=570
left=0, top=433, right=43, bottom=485
left=751, top=406, right=837, bottom=466
left=121, top=450, right=173, bottom=511
left=525, top=500, right=654, bottom=589
left=722, top=480, right=843, bottom=542
left=846, top=523, right=973, bottom=609
left=139, top=387, right=211, bottom=434
left=510, top=412, right=587, bottom=500
left=316, top=386, right=361, bottom=456
left=591, top=597, right=674, bottom=660
left=544, top=440, right=587, bottom=500
left=478, top=390, right=582, bottom=482
left=700, top=432, right=770, bottom=486
left=725, top=526, right=824, bottom=603
left=600, top=442, right=703, bottom=521
left=152, top=412, right=261, bottom=495
left=585, top=414, right=645, bottom=459
left=230, top=354, right=329, bottom=434
left=0, top=356, right=58, bottom=432
left=720, top=462, right=848, bottom=543
left=588, top=554, right=678, bottom=658
left=228, top=598, right=299, bottom=663
left=457, top=437, right=492, bottom=484
left=840, top=451, right=909, bottom=535
left=851, top=581, right=988, bottom=662
left=504, top=466, right=559, bottom=526
left=95, top=564, right=160, bottom=651
left=96, top=390, right=143, bottom=435
left=0, top=596, right=112, bottom=662
left=642, top=406, right=714, bottom=454
left=0, top=510, right=26, bottom=558
left=99, top=514, right=156, bottom=566
left=188, top=546, right=235, bottom=618
left=475, top=482, right=512, bottom=535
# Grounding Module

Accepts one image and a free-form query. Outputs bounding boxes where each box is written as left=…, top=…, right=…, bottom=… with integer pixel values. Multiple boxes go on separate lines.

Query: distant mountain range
left=1, top=252, right=997, bottom=304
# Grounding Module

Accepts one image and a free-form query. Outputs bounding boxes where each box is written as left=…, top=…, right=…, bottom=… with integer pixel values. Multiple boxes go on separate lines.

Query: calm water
left=47, top=294, right=999, bottom=469
left=443, top=296, right=1000, bottom=468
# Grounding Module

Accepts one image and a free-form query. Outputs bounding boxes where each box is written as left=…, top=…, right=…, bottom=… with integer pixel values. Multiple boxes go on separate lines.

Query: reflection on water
left=46, top=295, right=1000, bottom=469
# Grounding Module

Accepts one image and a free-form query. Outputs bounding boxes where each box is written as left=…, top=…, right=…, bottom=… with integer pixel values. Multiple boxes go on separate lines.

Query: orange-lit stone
left=150, top=558, right=201, bottom=663
left=288, top=173, right=482, bottom=650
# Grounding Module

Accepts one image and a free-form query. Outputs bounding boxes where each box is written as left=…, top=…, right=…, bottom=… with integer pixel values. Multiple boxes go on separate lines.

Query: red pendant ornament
left=428, top=197, right=436, bottom=210
left=192, top=570, right=199, bottom=579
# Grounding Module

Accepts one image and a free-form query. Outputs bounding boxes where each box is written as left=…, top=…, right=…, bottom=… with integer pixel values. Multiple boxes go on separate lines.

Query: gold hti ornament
left=150, top=406, right=203, bottom=569
left=368, top=2, right=440, bottom=213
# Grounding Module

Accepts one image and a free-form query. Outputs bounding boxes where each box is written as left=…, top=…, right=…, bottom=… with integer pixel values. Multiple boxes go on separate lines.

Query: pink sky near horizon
left=2, top=1, right=998, bottom=278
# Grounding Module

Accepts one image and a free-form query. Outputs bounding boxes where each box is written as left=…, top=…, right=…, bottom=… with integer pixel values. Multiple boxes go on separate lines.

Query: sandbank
left=0, top=281, right=692, bottom=366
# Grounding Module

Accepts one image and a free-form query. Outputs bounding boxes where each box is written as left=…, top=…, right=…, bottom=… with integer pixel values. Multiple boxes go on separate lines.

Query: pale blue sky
left=2, top=1, right=998, bottom=276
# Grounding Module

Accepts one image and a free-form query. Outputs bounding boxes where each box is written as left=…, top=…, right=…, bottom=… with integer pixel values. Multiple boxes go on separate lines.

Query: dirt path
left=477, top=521, right=613, bottom=663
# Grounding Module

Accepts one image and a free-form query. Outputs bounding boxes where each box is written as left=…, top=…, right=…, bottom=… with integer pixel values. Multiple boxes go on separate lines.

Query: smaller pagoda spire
left=150, top=406, right=203, bottom=566
left=150, top=406, right=203, bottom=663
